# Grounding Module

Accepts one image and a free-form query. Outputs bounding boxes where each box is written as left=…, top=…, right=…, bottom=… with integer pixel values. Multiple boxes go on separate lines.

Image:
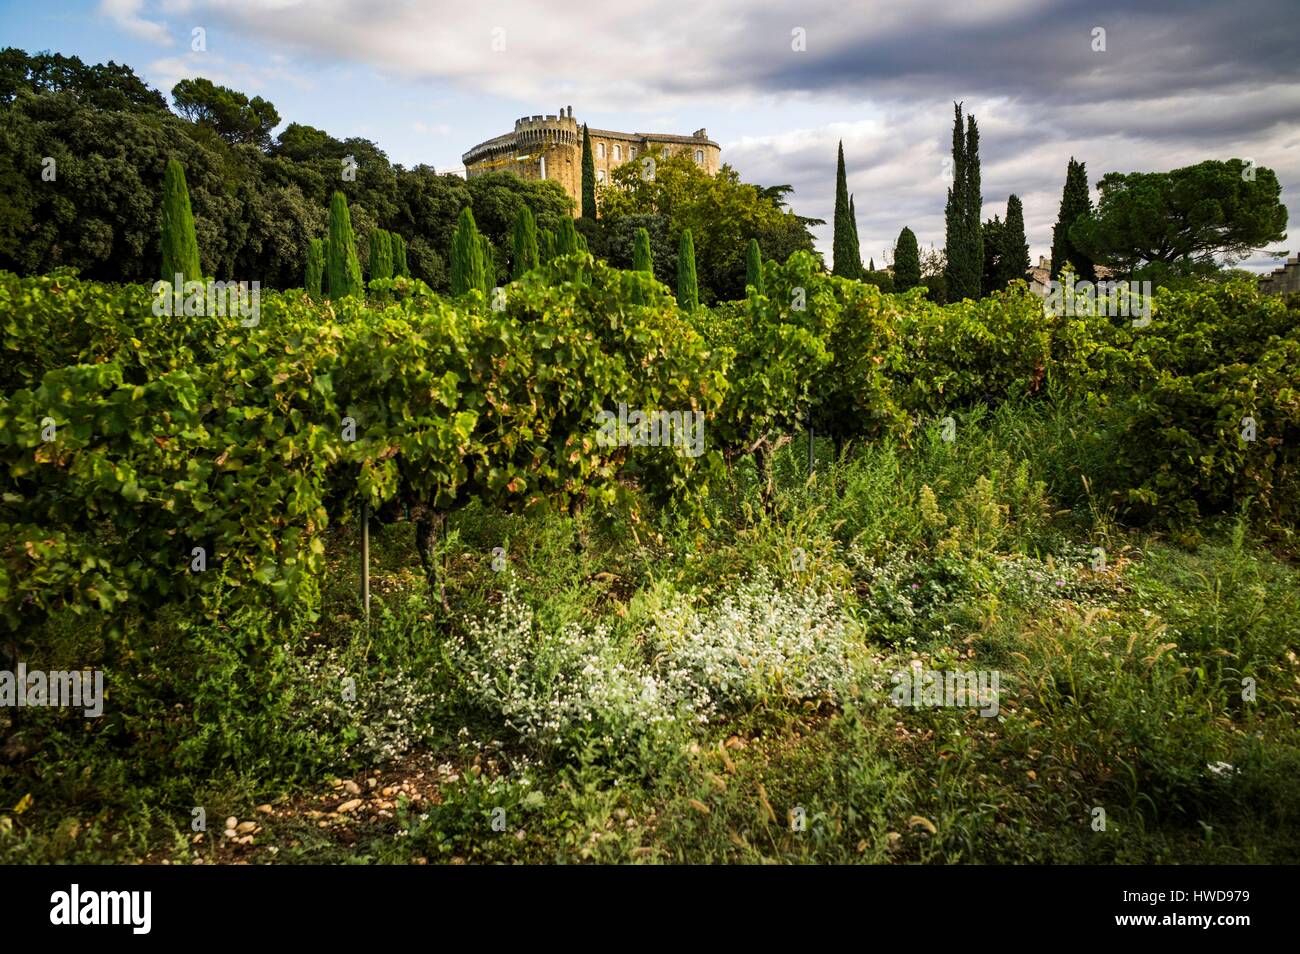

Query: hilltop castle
left=462, top=106, right=720, bottom=213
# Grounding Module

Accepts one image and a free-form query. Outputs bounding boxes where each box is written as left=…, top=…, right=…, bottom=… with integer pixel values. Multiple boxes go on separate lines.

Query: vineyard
left=2, top=248, right=1300, bottom=864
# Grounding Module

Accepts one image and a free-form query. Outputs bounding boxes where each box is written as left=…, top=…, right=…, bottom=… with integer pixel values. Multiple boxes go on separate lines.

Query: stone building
left=461, top=106, right=721, bottom=213
left=1258, top=255, right=1300, bottom=294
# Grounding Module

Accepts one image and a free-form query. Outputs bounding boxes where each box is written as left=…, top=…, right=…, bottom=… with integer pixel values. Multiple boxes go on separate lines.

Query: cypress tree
left=161, top=157, right=202, bottom=285
left=479, top=233, right=496, bottom=294
left=556, top=216, right=578, bottom=256
left=539, top=228, right=555, bottom=263
left=391, top=233, right=410, bottom=278
left=999, top=194, right=1030, bottom=287
left=944, top=103, right=983, bottom=301
left=581, top=123, right=596, bottom=220
left=745, top=238, right=763, bottom=295
left=511, top=205, right=539, bottom=279
left=369, top=228, right=393, bottom=281
left=832, top=141, right=859, bottom=278
left=1050, top=158, right=1096, bottom=281
left=981, top=215, right=1004, bottom=295
left=450, top=207, right=486, bottom=296
left=305, top=237, right=325, bottom=296
left=326, top=191, right=363, bottom=300
left=633, top=227, right=654, bottom=275
left=893, top=227, right=921, bottom=291
left=850, top=194, right=863, bottom=275
left=677, top=229, right=698, bottom=310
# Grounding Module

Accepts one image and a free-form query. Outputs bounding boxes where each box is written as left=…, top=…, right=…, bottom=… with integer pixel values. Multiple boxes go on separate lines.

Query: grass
left=3, top=398, right=1298, bottom=864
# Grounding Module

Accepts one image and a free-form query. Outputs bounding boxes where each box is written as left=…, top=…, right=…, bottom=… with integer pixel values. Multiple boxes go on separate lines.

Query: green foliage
left=390, top=232, right=409, bottom=278
left=450, top=207, right=486, bottom=297
left=160, top=158, right=202, bottom=285
left=171, top=77, right=280, bottom=148
left=832, top=142, right=860, bottom=279
left=893, top=227, right=921, bottom=292
left=944, top=104, right=983, bottom=301
left=1050, top=158, right=1096, bottom=281
left=1072, top=159, right=1288, bottom=274
left=745, top=238, right=763, bottom=296
left=555, top=217, right=578, bottom=257
left=539, top=228, right=555, bottom=264
left=511, top=205, right=538, bottom=280
left=305, top=237, right=324, bottom=296
left=676, top=229, right=699, bottom=311
left=998, top=194, right=1029, bottom=288
left=581, top=124, right=596, bottom=220
left=326, top=191, right=363, bottom=300
left=633, top=227, right=654, bottom=276
left=369, top=228, right=393, bottom=281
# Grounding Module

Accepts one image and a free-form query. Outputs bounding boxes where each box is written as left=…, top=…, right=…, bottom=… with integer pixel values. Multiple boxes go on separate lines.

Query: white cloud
left=99, top=0, right=173, bottom=45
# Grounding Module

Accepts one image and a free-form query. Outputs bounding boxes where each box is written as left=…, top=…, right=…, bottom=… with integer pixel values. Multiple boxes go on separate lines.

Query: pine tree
left=943, top=103, right=983, bottom=301
left=677, top=229, right=698, bottom=310
left=326, top=191, right=363, bottom=300
left=1050, top=158, right=1096, bottom=281
left=511, top=206, right=539, bottom=280
left=450, top=207, right=486, bottom=296
left=391, top=233, right=410, bottom=278
left=369, top=228, right=393, bottom=281
left=998, top=194, right=1029, bottom=287
left=893, top=227, right=921, bottom=291
left=745, top=238, right=763, bottom=296
left=832, top=141, right=859, bottom=278
left=161, top=157, right=202, bottom=285
left=305, top=237, right=325, bottom=296
left=581, top=124, right=597, bottom=220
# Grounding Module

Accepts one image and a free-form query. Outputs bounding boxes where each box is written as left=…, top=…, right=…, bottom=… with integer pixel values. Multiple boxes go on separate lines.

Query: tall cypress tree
left=369, top=228, right=393, bottom=281
left=326, top=190, right=363, bottom=300
left=511, top=205, right=539, bottom=279
left=581, top=123, right=597, bottom=220
left=745, top=238, right=763, bottom=296
left=391, top=233, right=410, bottom=278
left=305, top=237, right=325, bottom=296
left=539, top=228, right=555, bottom=264
left=677, top=229, right=698, bottom=310
left=161, top=157, right=202, bottom=284
left=633, top=227, right=654, bottom=275
left=832, top=141, right=859, bottom=278
left=479, top=233, right=496, bottom=293
left=943, top=103, right=983, bottom=301
left=893, top=227, right=921, bottom=291
left=1050, top=158, right=1096, bottom=281
left=998, top=194, right=1030, bottom=287
left=981, top=215, right=1005, bottom=295
left=850, top=194, right=863, bottom=276
left=450, top=207, right=486, bottom=296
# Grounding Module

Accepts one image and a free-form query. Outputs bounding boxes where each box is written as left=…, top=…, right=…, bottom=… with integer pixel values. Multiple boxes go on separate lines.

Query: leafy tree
left=0, top=47, right=167, bottom=112
left=512, top=204, right=539, bottom=279
left=1050, top=158, right=1096, bottom=281
left=677, top=228, right=699, bottom=310
left=893, top=227, right=921, bottom=291
left=465, top=171, right=572, bottom=259
left=450, top=206, right=486, bottom=296
left=998, top=194, right=1029, bottom=287
left=1070, top=159, right=1288, bottom=273
left=981, top=215, right=1005, bottom=296
left=326, top=191, right=363, bottom=299
left=944, top=103, right=982, bottom=300
left=369, top=228, right=393, bottom=281
left=581, top=123, right=596, bottom=219
left=171, top=77, right=280, bottom=148
left=833, top=142, right=860, bottom=278
left=745, top=238, right=763, bottom=295
left=305, top=237, right=325, bottom=295
left=161, top=157, right=203, bottom=284
left=273, top=122, right=347, bottom=162
left=391, top=232, right=409, bottom=278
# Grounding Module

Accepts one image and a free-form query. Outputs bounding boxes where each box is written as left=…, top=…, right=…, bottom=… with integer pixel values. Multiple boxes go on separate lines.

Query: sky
left=3, top=0, right=1297, bottom=271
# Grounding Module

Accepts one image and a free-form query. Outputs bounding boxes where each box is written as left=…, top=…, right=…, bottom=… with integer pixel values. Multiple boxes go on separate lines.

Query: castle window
left=598, top=142, right=605, bottom=159
left=695, top=149, right=704, bottom=164
left=629, top=146, right=636, bottom=159
left=614, top=144, right=622, bottom=161
left=597, top=169, right=606, bottom=184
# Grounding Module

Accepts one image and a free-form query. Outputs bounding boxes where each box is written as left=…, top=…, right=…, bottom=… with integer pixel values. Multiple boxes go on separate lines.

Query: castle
left=462, top=106, right=721, bottom=213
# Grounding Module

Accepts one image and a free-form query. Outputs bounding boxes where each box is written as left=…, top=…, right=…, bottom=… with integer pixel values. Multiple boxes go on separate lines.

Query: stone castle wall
left=1258, top=255, right=1300, bottom=295
left=462, top=106, right=721, bottom=214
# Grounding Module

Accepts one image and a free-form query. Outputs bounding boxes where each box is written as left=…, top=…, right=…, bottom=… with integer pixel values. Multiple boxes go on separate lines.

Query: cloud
left=99, top=0, right=173, bottom=45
